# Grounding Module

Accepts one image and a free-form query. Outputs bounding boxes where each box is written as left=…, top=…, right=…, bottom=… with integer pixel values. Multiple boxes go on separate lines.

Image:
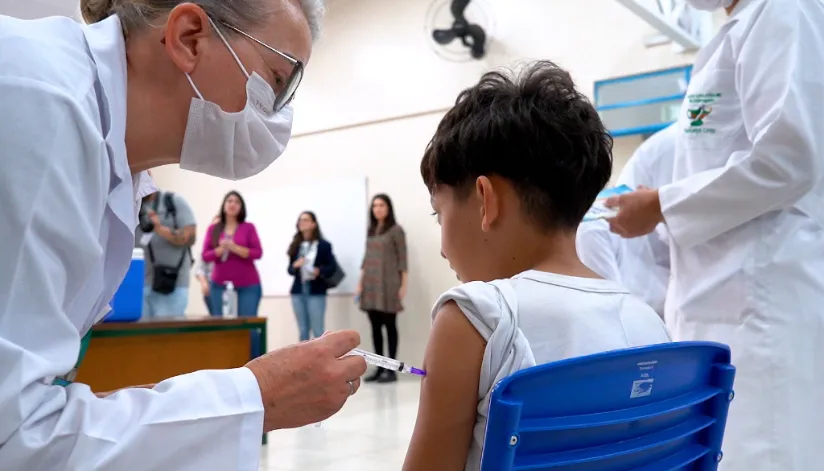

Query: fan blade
left=466, top=23, right=486, bottom=44
left=432, top=28, right=458, bottom=45
left=450, top=0, right=471, bottom=22
left=466, top=24, right=486, bottom=59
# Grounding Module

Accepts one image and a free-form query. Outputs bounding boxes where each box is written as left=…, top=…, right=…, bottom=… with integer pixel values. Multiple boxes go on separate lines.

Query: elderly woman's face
left=183, top=2, right=314, bottom=114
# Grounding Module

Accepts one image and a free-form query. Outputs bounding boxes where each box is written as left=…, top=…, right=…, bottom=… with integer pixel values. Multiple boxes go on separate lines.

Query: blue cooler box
left=107, top=248, right=145, bottom=322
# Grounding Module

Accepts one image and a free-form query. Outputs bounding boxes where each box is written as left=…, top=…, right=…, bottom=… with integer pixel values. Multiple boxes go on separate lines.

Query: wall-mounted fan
left=425, top=0, right=493, bottom=62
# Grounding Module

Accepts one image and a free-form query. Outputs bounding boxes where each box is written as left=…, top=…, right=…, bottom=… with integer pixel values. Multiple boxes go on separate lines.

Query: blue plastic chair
left=481, top=341, right=735, bottom=471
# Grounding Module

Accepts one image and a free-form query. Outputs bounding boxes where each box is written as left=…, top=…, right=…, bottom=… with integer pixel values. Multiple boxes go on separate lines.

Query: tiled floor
left=259, top=375, right=421, bottom=471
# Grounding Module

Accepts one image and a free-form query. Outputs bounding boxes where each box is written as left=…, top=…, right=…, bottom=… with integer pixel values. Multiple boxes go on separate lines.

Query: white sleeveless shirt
left=430, top=270, right=671, bottom=471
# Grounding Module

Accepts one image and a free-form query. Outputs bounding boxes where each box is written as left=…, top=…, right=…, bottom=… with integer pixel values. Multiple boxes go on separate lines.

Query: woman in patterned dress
left=357, top=194, right=408, bottom=383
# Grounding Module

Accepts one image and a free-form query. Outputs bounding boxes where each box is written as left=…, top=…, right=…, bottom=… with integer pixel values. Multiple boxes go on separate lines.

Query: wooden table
left=76, top=316, right=267, bottom=392
left=76, top=316, right=269, bottom=444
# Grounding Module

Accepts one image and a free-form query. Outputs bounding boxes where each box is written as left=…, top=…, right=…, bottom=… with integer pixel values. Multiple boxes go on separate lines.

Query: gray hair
left=80, top=0, right=325, bottom=41
left=298, top=0, right=324, bottom=41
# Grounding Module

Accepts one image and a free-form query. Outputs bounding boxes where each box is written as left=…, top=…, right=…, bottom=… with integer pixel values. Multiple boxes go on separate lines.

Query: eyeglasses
left=220, top=22, right=304, bottom=114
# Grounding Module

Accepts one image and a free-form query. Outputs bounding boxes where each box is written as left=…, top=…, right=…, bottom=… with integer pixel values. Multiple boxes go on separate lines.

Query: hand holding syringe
left=313, top=348, right=425, bottom=428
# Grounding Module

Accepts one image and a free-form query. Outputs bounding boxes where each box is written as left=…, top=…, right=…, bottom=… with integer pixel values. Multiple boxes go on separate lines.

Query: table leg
left=257, top=324, right=268, bottom=446
left=259, top=324, right=267, bottom=359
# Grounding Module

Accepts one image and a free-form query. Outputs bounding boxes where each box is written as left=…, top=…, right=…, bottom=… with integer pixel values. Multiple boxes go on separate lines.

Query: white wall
left=151, top=0, right=698, bottom=365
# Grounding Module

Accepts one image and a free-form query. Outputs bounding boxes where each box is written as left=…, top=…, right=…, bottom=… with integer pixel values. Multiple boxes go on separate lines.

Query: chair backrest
left=481, top=341, right=735, bottom=471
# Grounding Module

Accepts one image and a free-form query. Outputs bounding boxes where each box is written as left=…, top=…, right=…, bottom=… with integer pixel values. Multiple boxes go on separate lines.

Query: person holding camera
left=137, top=189, right=197, bottom=318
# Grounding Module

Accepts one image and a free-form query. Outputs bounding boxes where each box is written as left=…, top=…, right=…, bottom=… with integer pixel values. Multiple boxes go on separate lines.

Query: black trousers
left=367, top=310, right=398, bottom=359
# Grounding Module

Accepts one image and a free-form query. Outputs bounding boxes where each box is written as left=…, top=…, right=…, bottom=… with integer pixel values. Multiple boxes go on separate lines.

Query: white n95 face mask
left=179, top=20, right=293, bottom=180
left=685, top=0, right=734, bottom=10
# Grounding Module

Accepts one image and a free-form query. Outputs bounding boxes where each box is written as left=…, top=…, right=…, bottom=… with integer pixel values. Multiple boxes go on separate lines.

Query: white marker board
left=245, top=177, right=368, bottom=296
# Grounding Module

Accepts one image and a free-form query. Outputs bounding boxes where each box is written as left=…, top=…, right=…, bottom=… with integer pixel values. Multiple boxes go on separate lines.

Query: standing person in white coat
left=0, top=1, right=367, bottom=470
left=605, top=0, right=824, bottom=469
left=576, top=124, right=676, bottom=316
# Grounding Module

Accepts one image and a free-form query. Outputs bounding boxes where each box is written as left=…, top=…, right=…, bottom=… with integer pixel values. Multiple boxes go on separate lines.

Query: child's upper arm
left=403, top=300, right=486, bottom=471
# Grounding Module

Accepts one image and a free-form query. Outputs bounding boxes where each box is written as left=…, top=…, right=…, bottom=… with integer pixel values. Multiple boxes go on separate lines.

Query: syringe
left=347, top=348, right=426, bottom=376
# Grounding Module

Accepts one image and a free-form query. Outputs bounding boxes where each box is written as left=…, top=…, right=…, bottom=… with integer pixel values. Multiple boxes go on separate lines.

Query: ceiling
left=0, top=0, right=79, bottom=20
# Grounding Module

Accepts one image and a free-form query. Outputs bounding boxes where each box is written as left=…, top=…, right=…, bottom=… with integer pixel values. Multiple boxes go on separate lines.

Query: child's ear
left=476, top=176, right=499, bottom=232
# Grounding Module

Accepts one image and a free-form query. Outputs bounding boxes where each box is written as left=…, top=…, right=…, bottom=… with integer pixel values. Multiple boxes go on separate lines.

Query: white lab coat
left=0, top=15, right=264, bottom=471
left=576, top=124, right=676, bottom=315
left=657, top=0, right=824, bottom=469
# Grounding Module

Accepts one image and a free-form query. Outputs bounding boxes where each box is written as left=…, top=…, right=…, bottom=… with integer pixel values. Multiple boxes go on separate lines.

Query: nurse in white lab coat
left=576, top=124, right=676, bottom=316
left=0, top=1, right=366, bottom=470
left=606, top=0, right=824, bottom=469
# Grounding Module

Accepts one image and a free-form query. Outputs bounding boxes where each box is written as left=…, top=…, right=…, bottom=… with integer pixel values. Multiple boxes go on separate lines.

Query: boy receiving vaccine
left=402, top=61, right=671, bottom=471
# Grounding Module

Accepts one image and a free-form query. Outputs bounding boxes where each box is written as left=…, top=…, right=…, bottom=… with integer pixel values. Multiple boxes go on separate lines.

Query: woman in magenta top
left=202, top=191, right=263, bottom=316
